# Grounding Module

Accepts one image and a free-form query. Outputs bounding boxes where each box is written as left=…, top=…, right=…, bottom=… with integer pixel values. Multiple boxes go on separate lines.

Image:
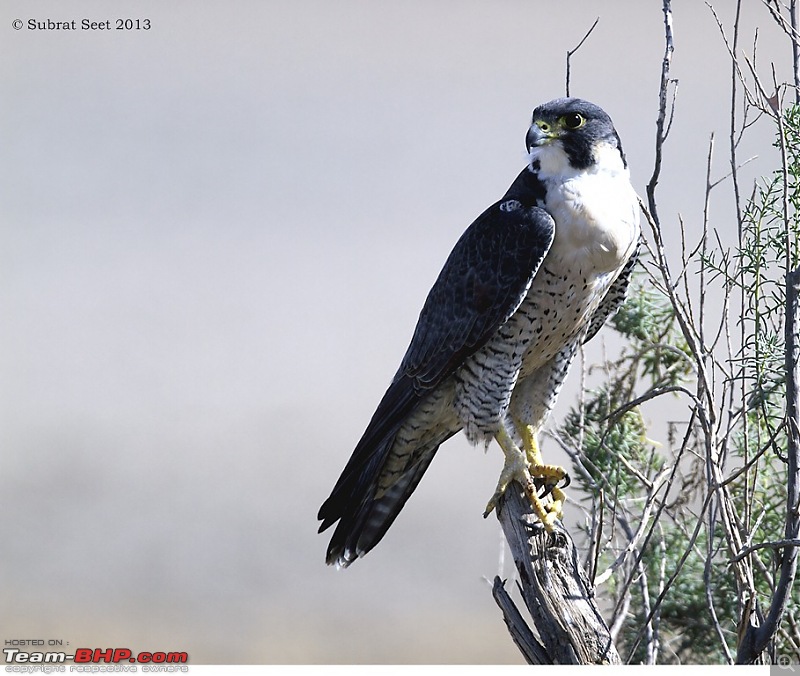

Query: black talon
left=532, top=470, right=570, bottom=498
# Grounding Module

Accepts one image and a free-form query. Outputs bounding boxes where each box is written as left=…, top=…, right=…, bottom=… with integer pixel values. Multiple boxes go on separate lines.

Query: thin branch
left=624, top=490, right=717, bottom=662
left=709, top=155, right=758, bottom=191
left=565, top=18, right=600, bottom=97
left=594, top=467, right=671, bottom=585
left=608, top=575, right=632, bottom=643
left=761, top=0, right=800, bottom=102
left=646, top=0, right=676, bottom=226
left=733, top=539, right=800, bottom=563
left=705, top=517, right=735, bottom=663
left=619, top=516, right=657, bottom=664
left=793, top=0, right=800, bottom=103
left=588, top=488, right=605, bottom=585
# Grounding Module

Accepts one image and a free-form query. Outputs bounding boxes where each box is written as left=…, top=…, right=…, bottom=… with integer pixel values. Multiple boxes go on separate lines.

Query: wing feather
left=318, top=169, right=555, bottom=564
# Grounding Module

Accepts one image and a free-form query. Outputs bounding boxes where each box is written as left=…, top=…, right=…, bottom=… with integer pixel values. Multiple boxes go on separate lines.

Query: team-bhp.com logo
left=3, top=648, right=188, bottom=664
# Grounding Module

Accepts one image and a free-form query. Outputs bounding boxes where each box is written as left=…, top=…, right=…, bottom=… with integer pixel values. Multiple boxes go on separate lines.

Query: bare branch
left=761, top=0, right=800, bottom=100
left=733, top=539, right=800, bottom=564
left=646, top=0, right=676, bottom=226
left=594, top=468, right=671, bottom=586
left=793, top=0, right=800, bottom=101
left=624, top=491, right=716, bottom=661
left=705, top=524, right=735, bottom=662
left=618, top=516, right=657, bottom=663
left=565, top=17, right=600, bottom=97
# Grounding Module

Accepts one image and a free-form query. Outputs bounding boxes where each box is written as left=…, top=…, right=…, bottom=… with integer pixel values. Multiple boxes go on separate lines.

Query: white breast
left=532, top=141, right=640, bottom=273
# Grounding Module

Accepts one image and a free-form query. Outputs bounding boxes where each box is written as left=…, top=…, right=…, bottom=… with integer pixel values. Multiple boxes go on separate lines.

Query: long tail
left=318, top=435, right=444, bottom=568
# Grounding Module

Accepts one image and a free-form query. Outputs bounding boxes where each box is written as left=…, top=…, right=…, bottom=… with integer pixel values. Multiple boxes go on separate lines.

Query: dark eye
left=563, top=113, right=585, bottom=129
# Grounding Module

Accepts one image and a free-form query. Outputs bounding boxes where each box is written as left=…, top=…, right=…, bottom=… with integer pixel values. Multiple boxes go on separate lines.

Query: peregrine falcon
left=318, top=98, right=640, bottom=568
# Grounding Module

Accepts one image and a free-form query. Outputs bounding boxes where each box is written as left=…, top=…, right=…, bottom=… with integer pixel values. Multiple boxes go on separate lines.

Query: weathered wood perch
left=492, top=481, right=620, bottom=664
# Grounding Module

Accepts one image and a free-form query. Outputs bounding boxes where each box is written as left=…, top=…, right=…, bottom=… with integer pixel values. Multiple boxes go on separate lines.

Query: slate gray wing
left=398, top=199, right=556, bottom=391
left=318, top=197, right=555, bottom=565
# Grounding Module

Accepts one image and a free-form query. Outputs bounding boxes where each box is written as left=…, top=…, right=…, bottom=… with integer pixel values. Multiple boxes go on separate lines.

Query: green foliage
left=562, top=387, right=660, bottom=498
left=611, top=279, right=693, bottom=388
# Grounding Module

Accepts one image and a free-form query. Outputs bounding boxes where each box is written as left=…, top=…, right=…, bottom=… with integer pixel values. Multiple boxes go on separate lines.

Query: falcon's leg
left=517, top=423, right=567, bottom=527
left=484, top=427, right=561, bottom=529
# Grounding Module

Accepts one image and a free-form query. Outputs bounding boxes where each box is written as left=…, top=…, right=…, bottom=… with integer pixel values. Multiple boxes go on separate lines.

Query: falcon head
left=526, top=98, right=626, bottom=173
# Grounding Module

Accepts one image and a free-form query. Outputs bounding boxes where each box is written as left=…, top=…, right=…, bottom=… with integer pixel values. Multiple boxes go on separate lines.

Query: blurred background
left=0, top=0, right=790, bottom=664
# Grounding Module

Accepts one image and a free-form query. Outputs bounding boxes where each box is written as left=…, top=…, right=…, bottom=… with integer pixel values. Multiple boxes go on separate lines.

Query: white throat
left=527, top=139, right=627, bottom=180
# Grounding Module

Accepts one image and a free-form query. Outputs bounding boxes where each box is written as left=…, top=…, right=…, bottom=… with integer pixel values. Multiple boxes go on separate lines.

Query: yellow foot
left=483, top=426, right=568, bottom=531
left=483, top=428, right=534, bottom=517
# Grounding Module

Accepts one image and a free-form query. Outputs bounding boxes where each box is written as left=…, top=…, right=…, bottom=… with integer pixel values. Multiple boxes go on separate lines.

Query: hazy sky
left=1, top=0, right=792, bottom=665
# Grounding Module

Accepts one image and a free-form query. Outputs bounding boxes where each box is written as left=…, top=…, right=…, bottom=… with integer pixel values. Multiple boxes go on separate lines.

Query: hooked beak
left=526, top=123, right=554, bottom=152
